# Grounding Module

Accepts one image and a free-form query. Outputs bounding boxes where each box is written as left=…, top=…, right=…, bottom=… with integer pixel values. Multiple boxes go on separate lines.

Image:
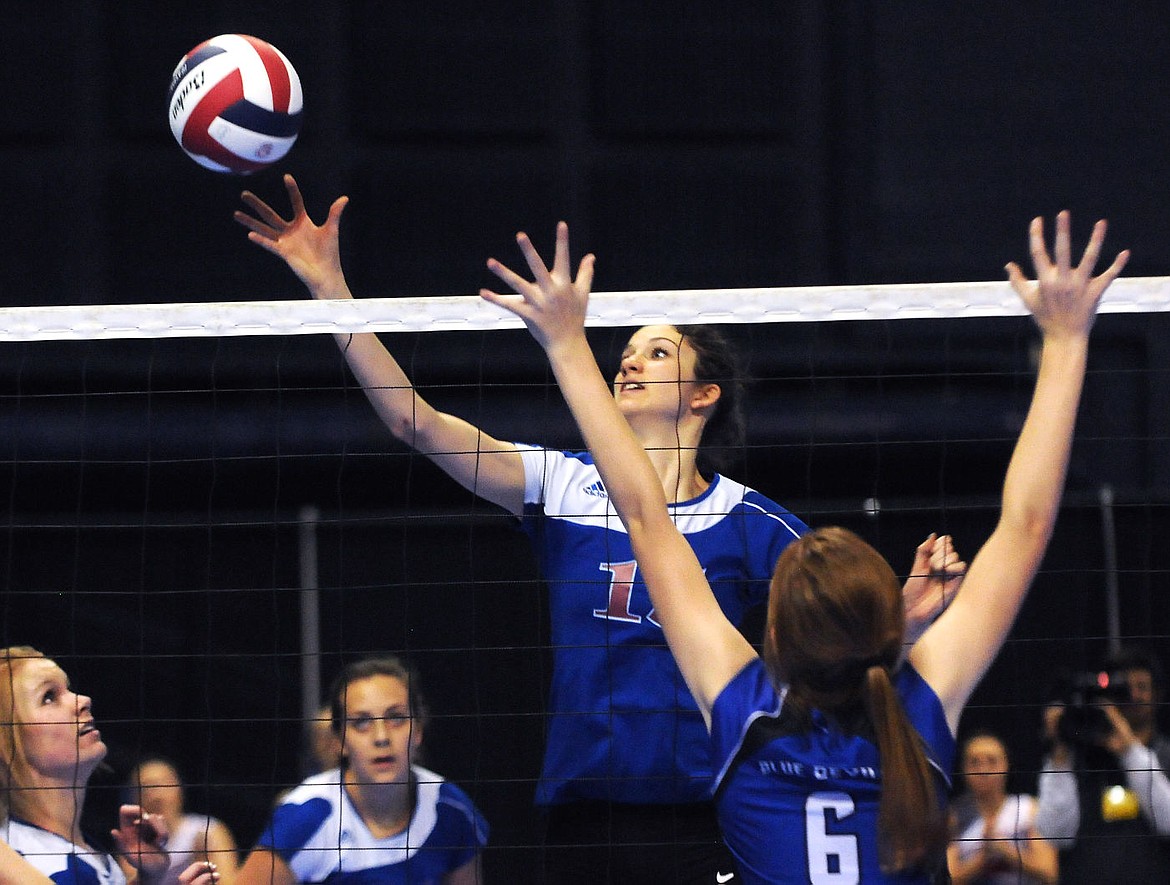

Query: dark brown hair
left=674, top=324, right=746, bottom=475
left=327, top=656, right=430, bottom=766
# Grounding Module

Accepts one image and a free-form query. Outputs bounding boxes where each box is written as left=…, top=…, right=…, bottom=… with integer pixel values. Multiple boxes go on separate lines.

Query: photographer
left=1035, top=647, right=1170, bottom=883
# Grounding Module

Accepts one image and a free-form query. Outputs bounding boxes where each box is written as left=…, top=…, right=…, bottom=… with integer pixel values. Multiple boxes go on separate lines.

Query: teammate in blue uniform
left=236, top=656, right=486, bottom=885
left=234, top=177, right=960, bottom=882
left=0, top=646, right=221, bottom=885
left=481, top=211, right=1127, bottom=882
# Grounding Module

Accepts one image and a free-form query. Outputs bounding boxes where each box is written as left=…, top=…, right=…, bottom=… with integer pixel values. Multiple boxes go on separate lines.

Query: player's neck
left=14, top=782, right=88, bottom=847
left=643, top=444, right=708, bottom=503
left=347, top=779, right=415, bottom=839
left=628, top=414, right=709, bottom=503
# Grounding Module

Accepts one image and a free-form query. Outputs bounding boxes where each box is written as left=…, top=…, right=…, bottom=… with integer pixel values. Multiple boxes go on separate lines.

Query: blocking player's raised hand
left=1005, top=211, right=1129, bottom=340
left=235, top=173, right=351, bottom=299
left=480, top=221, right=596, bottom=354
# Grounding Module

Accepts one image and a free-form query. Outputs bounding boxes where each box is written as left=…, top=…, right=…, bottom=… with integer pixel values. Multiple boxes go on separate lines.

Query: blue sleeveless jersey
left=254, top=766, right=487, bottom=884
left=516, top=445, right=808, bottom=805
left=709, top=659, right=955, bottom=884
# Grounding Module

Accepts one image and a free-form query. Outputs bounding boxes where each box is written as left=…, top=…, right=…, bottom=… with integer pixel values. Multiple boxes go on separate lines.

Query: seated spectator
left=948, top=730, right=1057, bottom=884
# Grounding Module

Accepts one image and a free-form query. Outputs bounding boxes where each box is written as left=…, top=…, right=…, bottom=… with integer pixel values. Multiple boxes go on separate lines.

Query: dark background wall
left=2, top=3, right=1169, bottom=881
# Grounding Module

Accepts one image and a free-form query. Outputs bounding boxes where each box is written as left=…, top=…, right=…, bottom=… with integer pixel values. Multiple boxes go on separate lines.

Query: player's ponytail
left=863, top=663, right=947, bottom=872
left=766, top=528, right=947, bottom=875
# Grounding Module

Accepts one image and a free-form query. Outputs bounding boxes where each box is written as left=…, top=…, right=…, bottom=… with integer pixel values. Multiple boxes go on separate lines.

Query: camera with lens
left=1056, top=670, right=1131, bottom=746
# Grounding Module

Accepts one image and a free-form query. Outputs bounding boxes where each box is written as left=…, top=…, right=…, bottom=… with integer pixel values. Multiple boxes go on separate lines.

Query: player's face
left=13, top=658, right=106, bottom=781
left=340, top=675, right=421, bottom=788
left=613, top=325, right=703, bottom=419
left=960, top=736, right=1008, bottom=799
left=133, top=760, right=184, bottom=820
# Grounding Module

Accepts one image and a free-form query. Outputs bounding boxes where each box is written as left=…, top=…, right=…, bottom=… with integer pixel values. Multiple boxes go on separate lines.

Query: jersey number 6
left=806, top=791, right=859, bottom=884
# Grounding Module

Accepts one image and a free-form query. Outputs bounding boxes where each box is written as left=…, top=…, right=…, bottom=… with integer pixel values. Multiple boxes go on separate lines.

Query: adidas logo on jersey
left=581, top=480, right=608, bottom=498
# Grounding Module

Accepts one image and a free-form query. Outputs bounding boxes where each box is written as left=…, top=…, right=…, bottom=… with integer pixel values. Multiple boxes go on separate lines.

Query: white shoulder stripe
left=738, top=499, right=805, bottom=540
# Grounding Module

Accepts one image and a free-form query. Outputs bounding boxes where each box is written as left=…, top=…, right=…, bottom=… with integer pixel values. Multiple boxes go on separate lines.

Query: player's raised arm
left=910, top=213, right=1129, bottom=732
left=234, top=175, right=525, bottom=514
left=481, top=223, right=756, bottom=720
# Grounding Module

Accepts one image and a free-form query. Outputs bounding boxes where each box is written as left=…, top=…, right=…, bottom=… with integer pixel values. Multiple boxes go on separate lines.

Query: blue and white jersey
left=255, top=766, right=487, bottom=885
left=3, top=818, right=126, bottom=885
left=709, top=659, right=955, bottom=885
left=516, top=444, right=808, bottom=805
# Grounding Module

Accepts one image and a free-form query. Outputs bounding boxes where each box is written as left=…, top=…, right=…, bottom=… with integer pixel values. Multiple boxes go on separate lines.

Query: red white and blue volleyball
left=168, top=34, right=303, bottom=174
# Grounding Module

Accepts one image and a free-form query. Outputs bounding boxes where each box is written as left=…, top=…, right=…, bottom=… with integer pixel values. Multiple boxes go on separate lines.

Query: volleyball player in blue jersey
left=0, top=647, right=222, bottom=885
left=235, top=177, right=961, bottom=882
left=235, top=657, right=486, bottom=885
left=481, top=212, right=1127, bottom=882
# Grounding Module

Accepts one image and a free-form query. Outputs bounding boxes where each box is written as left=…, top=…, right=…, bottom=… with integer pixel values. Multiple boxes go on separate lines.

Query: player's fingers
left=284, top=174, right=308, bottom=216
left=908, top=534, right=935, bottom=573
left=238, top=192, right=287, bottom=228
left=178, top=862, right=218, bottom=885
left=245, top=231, right=286, bottom=257
left=233, top=211, right=279, bottom=240
left=325, top=196, right=349, bottom=230
left=575, top=253, right=596, bottom=294
left=1027, top=216, right=1050, bottom=272
left=552, top=221, right=571, bottom=278
left=479, top=288, right=531, bottom=317
left=119, top=804, right=142, bottom=824
left=1075, top=219, right=1107, bottom=274
left=1093, top=249, right=1131, bottom=290
left=1004, top=262, right=1032, bottom=300
left=515, top=232, right=554, bottom=289
left=485, top=259, right=536, bottom=297
left=933, top=535, right=957, bottom=563
left=1053, top=210, right=1071, bottom=272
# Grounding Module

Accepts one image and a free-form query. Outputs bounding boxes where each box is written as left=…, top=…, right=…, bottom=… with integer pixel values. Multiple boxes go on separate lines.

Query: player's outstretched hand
left=902, top=533, right=966, bottom=646
left=480, top=221, right=596, bottom=353
left=234, top=173, right=350, bottom=298
left=111, top=805, right=169, bottom=876
left=177, top=862, right=220, bottom=885
left=1004, top=211, right=1129, bottom=339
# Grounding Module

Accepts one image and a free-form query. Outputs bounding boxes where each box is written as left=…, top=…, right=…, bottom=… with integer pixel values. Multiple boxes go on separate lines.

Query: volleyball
left=167, top=34, right=303, bottom=174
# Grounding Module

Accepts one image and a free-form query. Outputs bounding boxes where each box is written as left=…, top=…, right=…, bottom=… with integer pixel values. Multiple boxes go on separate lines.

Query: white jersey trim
left=517, top=444, right=805, bottom=538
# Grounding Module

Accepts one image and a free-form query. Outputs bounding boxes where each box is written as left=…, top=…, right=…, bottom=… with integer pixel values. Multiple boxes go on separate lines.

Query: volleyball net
left=3, top=276, right=1170, bottom=340
left=2, top=280, right=1168, bottom=875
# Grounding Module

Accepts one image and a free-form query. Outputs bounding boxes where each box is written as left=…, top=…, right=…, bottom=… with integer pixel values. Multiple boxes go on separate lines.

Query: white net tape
left=3, top=276, right=1169, bottom=341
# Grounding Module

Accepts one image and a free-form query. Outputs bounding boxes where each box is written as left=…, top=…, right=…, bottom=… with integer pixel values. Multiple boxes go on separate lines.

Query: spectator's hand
left=1101, top=703, right=1140, bottom=756
left=982, top=838, right=1019, bottom=869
